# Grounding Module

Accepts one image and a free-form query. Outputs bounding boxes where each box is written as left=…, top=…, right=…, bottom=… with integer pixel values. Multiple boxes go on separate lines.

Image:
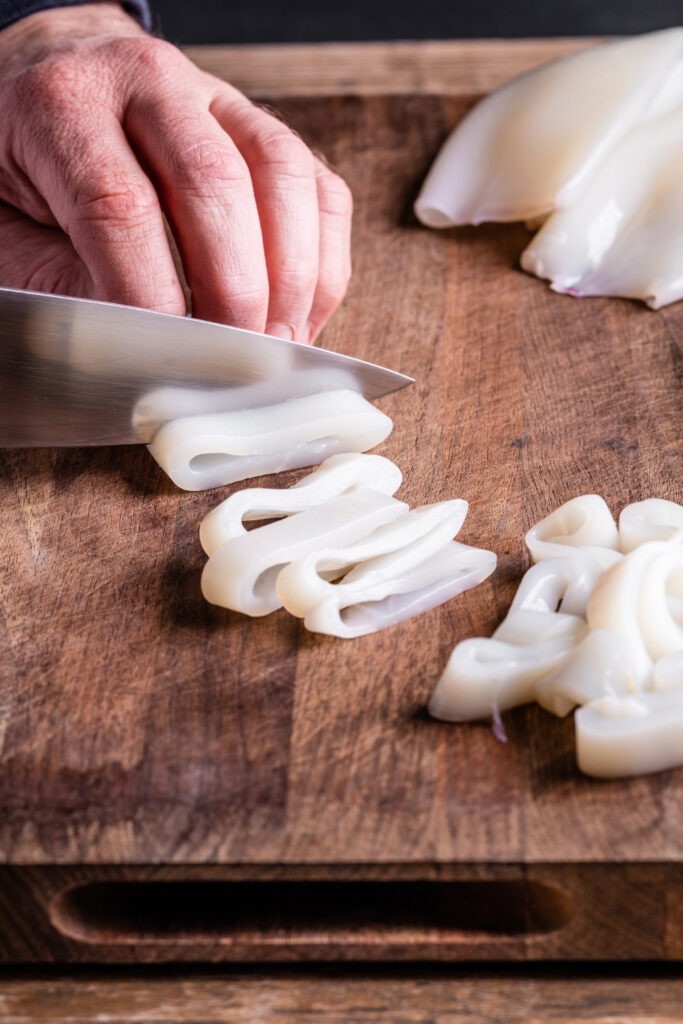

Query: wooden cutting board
left=0, top=42, right=681, bottom=964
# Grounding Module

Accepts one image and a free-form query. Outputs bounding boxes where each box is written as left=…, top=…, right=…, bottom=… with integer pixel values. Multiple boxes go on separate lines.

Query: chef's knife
left=0, top=287, right=413, bottom=446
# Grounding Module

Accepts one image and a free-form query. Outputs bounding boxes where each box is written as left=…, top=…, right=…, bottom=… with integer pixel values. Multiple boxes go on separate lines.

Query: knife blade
left=0, top=287, right=413, bottom=446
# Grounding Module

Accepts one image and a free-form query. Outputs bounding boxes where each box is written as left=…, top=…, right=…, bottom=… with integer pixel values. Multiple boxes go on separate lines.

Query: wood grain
left=0, top=46, right=681, bottom=963
left=0, top=969, right=682, bottom=1023
left=184, top=38, right=597, bottom=96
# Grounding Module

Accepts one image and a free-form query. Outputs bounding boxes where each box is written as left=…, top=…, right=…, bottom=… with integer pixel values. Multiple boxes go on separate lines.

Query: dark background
left=150, top=0, right=682, bottom=46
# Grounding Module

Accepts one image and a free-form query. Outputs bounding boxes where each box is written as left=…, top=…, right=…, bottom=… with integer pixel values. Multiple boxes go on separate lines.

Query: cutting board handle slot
left=51, top=879, right=573, bottom=946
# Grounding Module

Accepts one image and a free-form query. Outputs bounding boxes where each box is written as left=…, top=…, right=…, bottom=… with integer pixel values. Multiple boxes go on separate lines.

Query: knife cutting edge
left=0, top=287, right=413, bottom=446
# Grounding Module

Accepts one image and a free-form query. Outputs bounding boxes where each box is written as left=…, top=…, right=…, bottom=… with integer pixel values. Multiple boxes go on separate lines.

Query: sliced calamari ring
left=525, top=494, right=620, bottom=564
left=576, top=690, right=683, bottom=778
left=132, top=366, right=360, bottom=442
left=587, top=539, right=683, bottom=680
left=652, top=650, right=683, bottom=690
left=619, top=498, right=683, bottom=552
left=638, top=542, right=683, bottom=659
left=428, top=612, right=587, bottom=722
left=201, top=489, right=407, bottom=616
left=276, top=500, right=469, bottom=619
left=508, top=553, right=605, bottom=618
left=535, top=629, right=639, bottom=717
left=303, top=541, right=496, bottom=640
left=148, top=390, right=393, bottom=491
left=199, top=453, right=403, bottom=555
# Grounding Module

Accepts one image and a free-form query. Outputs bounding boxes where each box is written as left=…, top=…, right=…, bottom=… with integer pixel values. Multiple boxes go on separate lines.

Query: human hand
left=0, top=3, right=352, bottom=342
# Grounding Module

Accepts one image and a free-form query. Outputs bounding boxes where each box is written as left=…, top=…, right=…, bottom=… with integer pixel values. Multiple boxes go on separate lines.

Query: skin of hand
left=0, top=3, right=353, bottom=342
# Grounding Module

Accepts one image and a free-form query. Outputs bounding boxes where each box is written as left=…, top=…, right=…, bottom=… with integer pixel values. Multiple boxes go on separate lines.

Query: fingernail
left=266, top=321, right=295, bottom=340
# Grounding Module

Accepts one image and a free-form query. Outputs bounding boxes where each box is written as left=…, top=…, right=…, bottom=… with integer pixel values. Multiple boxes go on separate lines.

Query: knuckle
left=113, top=36, right=182, bottom=80
left=13, top=59, right=82, bottom=117
left=235, top=293, right=268, bottom=322
left=207, top=267, right=268, bottom=307
left=141, top=291, right=187, bottom=317
left=274, top=259, right=318, bottom=297
left=251, top=125, right=316, bottom=179
left=170, top=139, right=250, bottom=193
left=219, top=286, right=268, bottom=329
left=72, top=176, right=158, bottom=232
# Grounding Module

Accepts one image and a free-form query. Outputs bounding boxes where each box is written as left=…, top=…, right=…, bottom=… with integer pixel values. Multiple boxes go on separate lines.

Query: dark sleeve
left=0, top=0, right=152, bottom=32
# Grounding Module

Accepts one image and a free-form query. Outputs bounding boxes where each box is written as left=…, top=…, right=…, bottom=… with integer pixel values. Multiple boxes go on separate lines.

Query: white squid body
left=522, top=111, right=683, bottom=308
left=414, top=28, right=683, bottom=308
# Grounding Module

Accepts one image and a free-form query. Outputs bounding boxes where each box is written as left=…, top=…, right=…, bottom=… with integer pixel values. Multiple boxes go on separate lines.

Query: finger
left=0, top=202, right=92, bottom=296
left=211, top=94, right=319, bottom=342
left=126, top=86, right=269, bottom=330
left=16, top=77, right=186, bottom=314
left=306, top=160, right=353, bottom=342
